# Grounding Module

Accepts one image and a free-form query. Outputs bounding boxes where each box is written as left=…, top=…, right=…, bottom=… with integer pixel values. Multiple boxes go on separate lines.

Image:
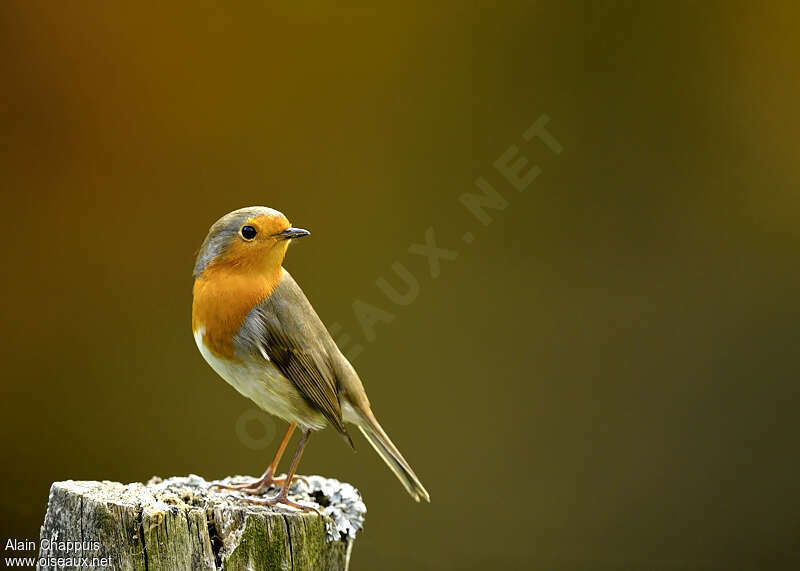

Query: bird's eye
left=240, top=225, right=257, bottom=240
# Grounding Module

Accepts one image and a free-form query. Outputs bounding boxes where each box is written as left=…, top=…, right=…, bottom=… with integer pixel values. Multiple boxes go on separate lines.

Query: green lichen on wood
left=220, top=512, right=293, bottom=570
left=283, top=513, right=345, bottom=571
left=92, top=502, right=117, bottom=536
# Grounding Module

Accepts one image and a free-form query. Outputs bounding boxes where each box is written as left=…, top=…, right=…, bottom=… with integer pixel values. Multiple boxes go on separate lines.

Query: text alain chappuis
left=5, top=533, right=112, bottom=568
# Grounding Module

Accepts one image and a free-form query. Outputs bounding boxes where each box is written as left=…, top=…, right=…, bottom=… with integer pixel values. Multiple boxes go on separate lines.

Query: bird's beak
left=276, top=227, right=311, bottom=240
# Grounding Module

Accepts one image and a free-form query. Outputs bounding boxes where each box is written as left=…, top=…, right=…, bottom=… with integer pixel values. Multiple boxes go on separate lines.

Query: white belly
left=193, top=327, right=324, bottom=428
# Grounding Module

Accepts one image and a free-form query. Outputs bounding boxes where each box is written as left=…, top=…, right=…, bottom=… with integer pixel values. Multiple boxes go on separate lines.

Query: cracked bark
left=38, top=476, right=363, bottom=570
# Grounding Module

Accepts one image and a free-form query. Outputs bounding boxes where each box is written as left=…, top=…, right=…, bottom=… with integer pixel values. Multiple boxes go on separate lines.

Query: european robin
left=192, top=206, right=430, bottom=509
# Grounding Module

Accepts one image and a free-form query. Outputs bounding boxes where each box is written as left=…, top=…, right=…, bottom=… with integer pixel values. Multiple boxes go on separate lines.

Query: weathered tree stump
left=38, top=474, right=366, bottom=570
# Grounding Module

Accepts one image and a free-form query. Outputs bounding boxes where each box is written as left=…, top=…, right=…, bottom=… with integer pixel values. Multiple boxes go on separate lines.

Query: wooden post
left=38, top=475, right=365, bottom=570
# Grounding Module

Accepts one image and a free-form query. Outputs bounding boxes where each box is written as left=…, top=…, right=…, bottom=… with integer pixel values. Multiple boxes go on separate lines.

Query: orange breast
left=192, top=267, right=279, bottom=360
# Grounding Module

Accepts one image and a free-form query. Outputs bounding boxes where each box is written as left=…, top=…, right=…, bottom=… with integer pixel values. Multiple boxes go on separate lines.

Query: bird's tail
left=357, top=410, right=430, bottom=502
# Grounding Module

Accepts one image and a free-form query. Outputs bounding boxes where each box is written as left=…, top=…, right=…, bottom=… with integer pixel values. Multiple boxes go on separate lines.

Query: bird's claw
left=214, top=474, right=308, bottom=496
left=276, top=475, right=309, bottom=488
left=241, top=493, right=320, bottom=514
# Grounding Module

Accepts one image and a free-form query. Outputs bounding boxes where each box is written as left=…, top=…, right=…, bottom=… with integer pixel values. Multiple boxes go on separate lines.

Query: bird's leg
left=215, top=423, right=305, bottom=494
left=242, top=428, right=319, bottom=513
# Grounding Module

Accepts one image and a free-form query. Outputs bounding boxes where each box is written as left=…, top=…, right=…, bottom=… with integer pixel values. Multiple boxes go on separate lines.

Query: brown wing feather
left=253, top=271, right=350, bottom=439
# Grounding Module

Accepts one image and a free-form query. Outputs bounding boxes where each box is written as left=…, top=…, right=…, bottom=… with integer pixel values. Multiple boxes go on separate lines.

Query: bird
left=191, top=206, right=430, bottom=510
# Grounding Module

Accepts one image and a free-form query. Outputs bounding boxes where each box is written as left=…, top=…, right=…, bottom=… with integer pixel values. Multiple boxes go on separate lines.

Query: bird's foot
left=215, top=479, right=270, bottom=494
left=241, top=490, right=320, bottom=514
left=214, top=474, right=308, bottom=496
left=272, top=474, right=310, bottom=488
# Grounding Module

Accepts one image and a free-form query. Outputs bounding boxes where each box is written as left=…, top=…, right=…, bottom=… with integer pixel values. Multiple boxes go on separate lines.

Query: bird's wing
left=245, top=270, right=350, bottom=438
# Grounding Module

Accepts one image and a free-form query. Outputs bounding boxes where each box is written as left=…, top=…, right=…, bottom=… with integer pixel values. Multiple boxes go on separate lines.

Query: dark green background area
left=2, top=2, right=799, bottom=569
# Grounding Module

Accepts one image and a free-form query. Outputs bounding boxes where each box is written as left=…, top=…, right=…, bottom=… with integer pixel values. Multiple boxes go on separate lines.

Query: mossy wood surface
left=38, top=475, right=365, bottom=570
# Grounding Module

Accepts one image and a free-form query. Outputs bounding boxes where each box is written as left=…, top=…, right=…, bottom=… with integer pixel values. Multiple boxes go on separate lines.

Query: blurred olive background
left=2, top=2, right=800, bottom=569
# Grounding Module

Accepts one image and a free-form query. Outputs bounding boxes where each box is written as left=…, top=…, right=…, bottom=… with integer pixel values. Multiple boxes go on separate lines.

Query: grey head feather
left=193, top=206, right=285, bottom=278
